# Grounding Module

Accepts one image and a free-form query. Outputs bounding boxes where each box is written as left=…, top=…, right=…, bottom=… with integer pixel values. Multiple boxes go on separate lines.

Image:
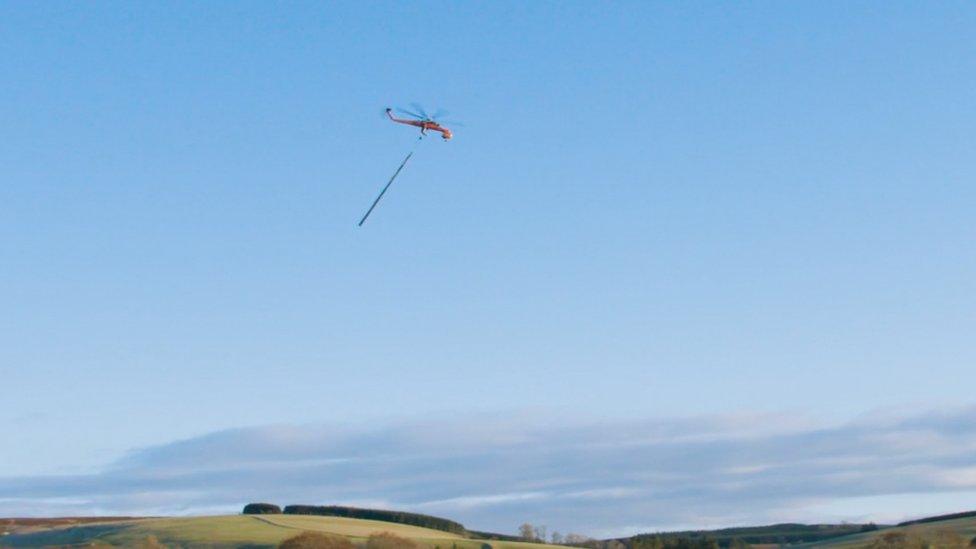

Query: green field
left=0, top=514, right=567, bottom=549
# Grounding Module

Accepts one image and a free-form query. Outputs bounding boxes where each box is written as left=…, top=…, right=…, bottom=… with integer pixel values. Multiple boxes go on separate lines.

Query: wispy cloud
left=3, top=407, right=976, bottom=536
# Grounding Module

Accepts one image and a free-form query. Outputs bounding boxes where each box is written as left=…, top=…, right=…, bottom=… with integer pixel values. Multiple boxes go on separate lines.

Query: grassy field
left=796, top=515, right=976, bottom=547
left=0, top=514, right=568, bottom=549
left=6, top=513, right=976, bottom=548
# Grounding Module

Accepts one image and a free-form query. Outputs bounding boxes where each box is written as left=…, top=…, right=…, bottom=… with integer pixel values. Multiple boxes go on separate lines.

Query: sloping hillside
left=0, top=514, right=564, bottom=549
left=799, top=514, right=976, bottom=547
left=625, top=522, right=879, bottom=546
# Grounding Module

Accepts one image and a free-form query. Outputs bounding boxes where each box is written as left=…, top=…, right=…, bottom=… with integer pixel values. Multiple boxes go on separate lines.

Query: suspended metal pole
left=358, top=136, right=423, bottom=227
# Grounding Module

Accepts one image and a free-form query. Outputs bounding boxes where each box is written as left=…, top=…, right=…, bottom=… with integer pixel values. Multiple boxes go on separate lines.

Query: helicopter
left=386, top=106, right=453, bottom=140
left=358, top=104, right=458, bottom=226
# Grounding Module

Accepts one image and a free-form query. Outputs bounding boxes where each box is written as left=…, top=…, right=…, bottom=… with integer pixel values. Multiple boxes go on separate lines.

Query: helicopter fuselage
left=386, top=108, right=453, bottom=140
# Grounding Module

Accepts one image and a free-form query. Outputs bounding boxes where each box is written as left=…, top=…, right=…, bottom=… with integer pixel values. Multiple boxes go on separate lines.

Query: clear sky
left=2, top=1, right=976, bottom=535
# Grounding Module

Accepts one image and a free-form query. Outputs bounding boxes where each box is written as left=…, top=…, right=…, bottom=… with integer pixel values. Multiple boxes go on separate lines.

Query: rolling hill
left=0, top=514, right=565, bottom=549
left=794, top=513, right=976, bottom=547
left=5, top=509, right=976, bottom=548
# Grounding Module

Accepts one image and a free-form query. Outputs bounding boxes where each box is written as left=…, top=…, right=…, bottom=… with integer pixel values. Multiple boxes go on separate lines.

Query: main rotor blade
left=396, top=107, right=425, bottom=120
left=410, top=102, right=430, bottom=119
left=431, top=108, right=450, bottom=120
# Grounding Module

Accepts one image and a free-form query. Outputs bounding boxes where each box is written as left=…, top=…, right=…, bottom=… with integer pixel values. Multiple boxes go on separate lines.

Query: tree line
left=515, top=523, right=737, bottom=549
left=243, top=503, right=466, bottom=535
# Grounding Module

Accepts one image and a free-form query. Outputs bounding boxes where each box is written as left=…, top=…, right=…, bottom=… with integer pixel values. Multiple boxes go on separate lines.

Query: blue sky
left=2, top=1, right=976, bottom=535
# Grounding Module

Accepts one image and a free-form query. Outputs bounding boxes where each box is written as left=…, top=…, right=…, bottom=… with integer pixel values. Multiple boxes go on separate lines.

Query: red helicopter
left=358, top=104, right=458, bottom=226
left=386, top=105, right=453, bottom=140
